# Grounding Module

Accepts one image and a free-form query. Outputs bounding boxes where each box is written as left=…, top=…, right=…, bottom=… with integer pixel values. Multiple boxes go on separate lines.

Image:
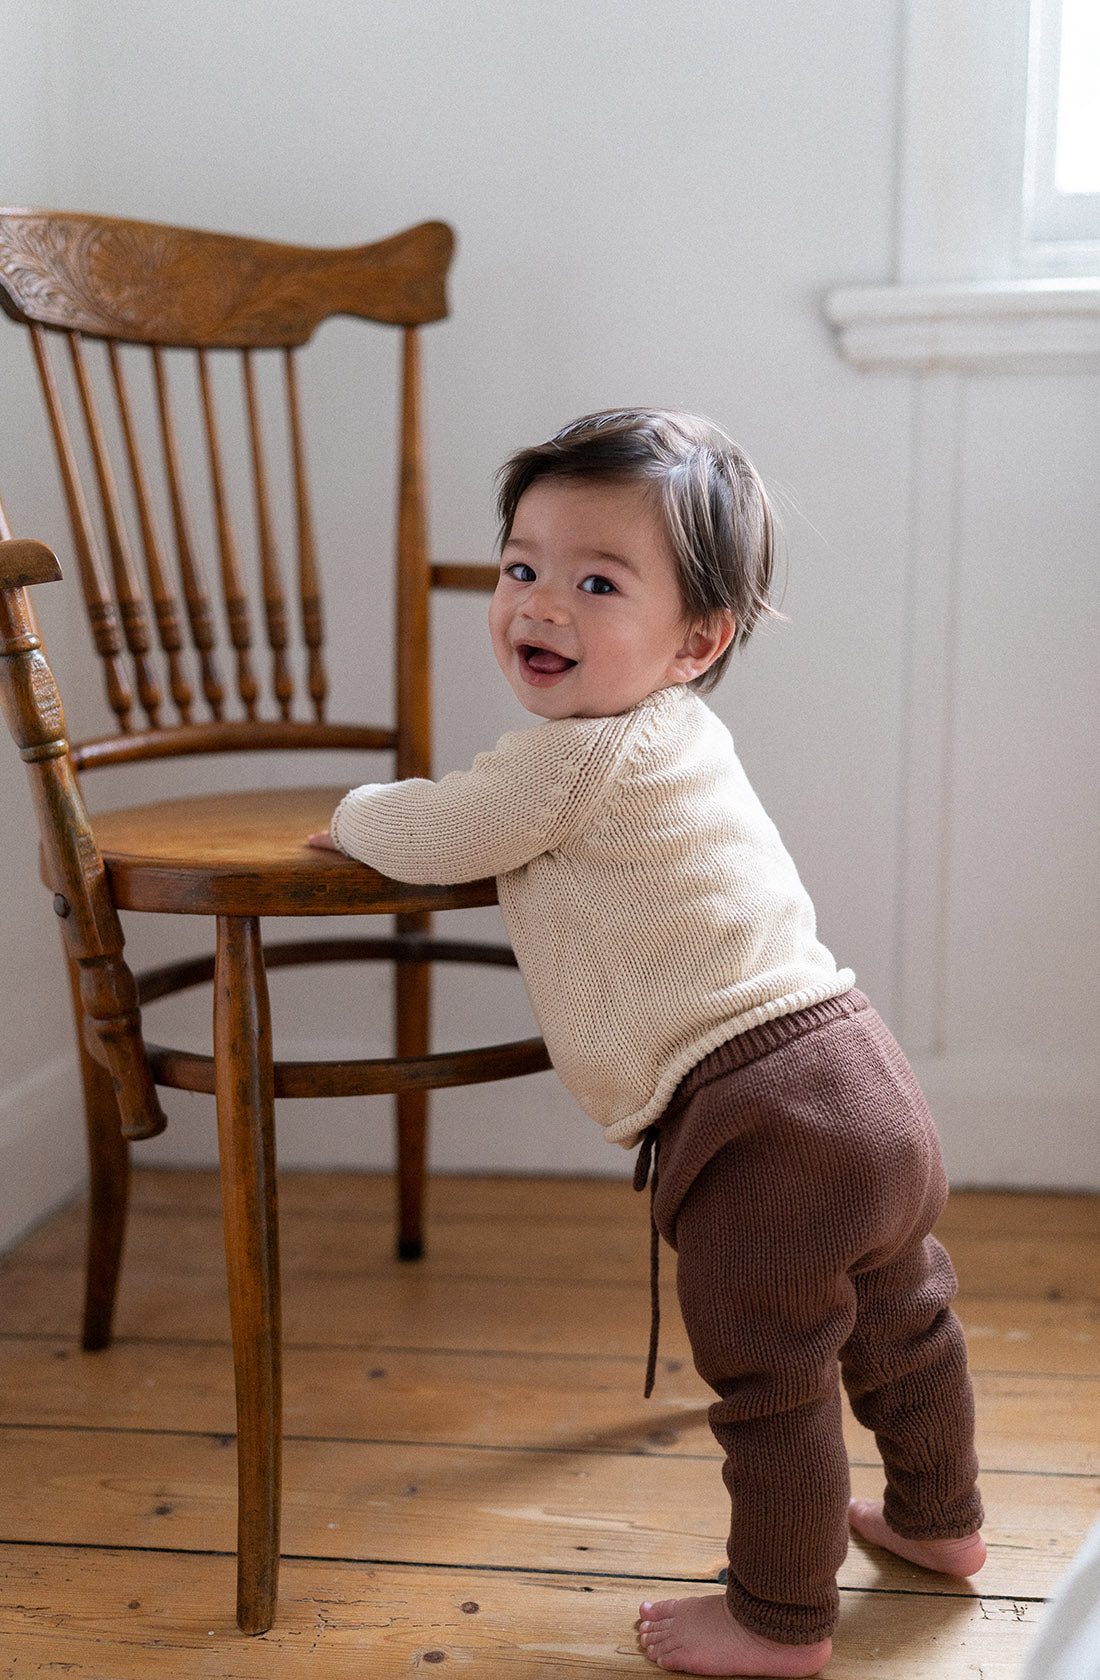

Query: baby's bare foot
left=637, top=1594, right=831, bottom=1676
left=848, top=1498, right=986, bottom=1576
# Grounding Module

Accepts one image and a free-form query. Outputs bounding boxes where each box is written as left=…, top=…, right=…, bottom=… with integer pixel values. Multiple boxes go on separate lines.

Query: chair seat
left=85, top=785, right=498, bottom=917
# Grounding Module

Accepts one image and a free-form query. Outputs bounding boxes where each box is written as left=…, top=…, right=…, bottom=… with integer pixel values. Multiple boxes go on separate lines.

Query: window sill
left=824, top=278, right=1100, bottom=373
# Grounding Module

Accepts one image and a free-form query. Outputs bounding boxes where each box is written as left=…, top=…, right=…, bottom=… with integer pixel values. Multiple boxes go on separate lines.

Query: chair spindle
left=284, top=349, right=326, bottom=721
left=151, top=346, right=225, bottom=720
left=68, top=334, right=163, bottom=729
left=242, top=351, right=293, bottom=720
left=107, top=343, right=194, bottom=724
left=197, top=349, right=259, bottom=719
left=29, top=326, right=134, bottom=732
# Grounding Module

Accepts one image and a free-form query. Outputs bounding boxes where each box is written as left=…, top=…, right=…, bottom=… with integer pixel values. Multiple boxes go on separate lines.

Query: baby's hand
left=306, top=830, right=338, bottom=851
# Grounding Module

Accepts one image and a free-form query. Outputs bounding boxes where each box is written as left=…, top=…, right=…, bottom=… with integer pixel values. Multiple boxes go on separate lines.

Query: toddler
left=311, top=409, right=985, bottom=1677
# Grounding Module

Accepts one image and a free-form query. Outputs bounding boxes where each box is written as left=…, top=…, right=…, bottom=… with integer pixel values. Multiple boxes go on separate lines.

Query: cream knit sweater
left=331, top=684, right=854, bottom=1147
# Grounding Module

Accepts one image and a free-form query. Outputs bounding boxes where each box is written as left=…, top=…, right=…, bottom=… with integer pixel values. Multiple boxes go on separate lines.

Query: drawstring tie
left=633, top=1124, right=661, bottom=1399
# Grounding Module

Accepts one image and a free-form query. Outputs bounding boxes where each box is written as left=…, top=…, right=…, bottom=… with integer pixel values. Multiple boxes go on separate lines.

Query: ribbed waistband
left=660, top=988, right=869, bottom=1129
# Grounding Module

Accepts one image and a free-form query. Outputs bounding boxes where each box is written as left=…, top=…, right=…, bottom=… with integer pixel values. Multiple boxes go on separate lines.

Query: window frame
left=1025, top=0, right=1100, bottom=249
left=898, top=0, right=1100, bottom=284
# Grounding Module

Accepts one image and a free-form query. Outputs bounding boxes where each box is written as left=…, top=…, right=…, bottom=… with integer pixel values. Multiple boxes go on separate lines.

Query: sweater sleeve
left=328, top=719, right=617, bottom=884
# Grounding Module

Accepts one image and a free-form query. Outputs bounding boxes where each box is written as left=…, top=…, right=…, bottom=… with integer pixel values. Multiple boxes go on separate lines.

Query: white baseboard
left=913, top=1050, right=1100, bottom=1191
left=0, top=1054, right=86, bottom=1254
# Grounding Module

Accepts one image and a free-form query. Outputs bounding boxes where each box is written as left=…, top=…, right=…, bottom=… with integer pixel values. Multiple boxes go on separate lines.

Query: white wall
left=908, top=370, right=1100, bottom=1186
left=0, top=0, right=91, bottom=1248
left=0, top=0, right=1095, bottom=1249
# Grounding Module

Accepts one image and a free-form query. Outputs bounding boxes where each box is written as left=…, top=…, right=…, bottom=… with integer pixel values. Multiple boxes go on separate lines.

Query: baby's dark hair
left=495, top=408, right=777, bottom=693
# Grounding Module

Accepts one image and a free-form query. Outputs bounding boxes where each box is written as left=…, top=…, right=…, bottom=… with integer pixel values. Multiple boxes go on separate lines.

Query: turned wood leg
left=395, top=918, right=430, bottom=1261
left=395, top=1083, right=427, bottom=1262
left=67, top=954, right=130, bottom=1352
left=214, top=915, right=281, bottom=1636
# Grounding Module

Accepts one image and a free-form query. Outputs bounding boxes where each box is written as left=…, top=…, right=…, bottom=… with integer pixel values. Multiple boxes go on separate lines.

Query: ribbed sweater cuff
left=330, top=783, right=386, bottom=858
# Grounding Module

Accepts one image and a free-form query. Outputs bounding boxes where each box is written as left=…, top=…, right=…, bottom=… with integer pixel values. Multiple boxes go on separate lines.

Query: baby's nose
left=524, top=582, right=568, bottom=623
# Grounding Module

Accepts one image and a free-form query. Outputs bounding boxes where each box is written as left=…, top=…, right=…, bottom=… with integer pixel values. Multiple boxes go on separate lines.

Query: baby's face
left=489, top=477, right=718, bottom=720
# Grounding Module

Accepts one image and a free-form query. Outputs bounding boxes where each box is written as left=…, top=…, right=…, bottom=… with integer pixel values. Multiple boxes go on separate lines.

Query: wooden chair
left=0, top=209, right=550, bottom=1634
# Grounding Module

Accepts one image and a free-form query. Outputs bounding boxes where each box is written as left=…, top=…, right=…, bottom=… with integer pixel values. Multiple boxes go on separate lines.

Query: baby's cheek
left=487, top=609, right=507, bottom=662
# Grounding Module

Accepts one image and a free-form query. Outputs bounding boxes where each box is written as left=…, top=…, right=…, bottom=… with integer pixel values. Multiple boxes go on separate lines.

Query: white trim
left=898, top=0, right=1100, bottom=280
left=895, top=373, right=964, bottom=1056
left=897, top=0, right=1034, bottom=282
left=914, top=1050, right=1100, bottom=1190
left=824, top=279, right=1100, bottom=372
left=1026, top=0, right=1100, bottom=244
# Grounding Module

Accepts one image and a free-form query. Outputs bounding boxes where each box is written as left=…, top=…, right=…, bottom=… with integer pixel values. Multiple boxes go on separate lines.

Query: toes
left=638, top=1627, right=669, bottom=1668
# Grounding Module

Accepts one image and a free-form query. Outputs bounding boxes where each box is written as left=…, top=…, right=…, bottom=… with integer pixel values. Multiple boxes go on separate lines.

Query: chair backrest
left=0, top=506, right=164, bottom=1139
left=0, top=208, right=469, bottom=782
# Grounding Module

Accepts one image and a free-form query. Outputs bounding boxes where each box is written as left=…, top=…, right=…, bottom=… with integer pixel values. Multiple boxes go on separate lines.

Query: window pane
left=1055, top=0, right=1100, bottom=193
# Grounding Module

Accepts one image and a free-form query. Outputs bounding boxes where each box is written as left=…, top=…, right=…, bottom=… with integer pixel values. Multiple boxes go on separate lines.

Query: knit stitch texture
left=655, top=992, right=983, bottom=1642
left=331, top=684, right=854, bottom=1144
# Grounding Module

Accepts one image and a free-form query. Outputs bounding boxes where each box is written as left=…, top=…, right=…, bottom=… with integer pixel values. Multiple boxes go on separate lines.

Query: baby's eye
left=504, top=562, right=536, bottom=583
left=580, top=574, right=616, bottom=595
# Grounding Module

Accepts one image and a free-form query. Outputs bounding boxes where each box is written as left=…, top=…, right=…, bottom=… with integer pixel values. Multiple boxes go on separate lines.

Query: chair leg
left=66, top=955, right=130, bottom=1352
left=213, top=915, right=281, bottom=1637
left=395, top=1086, right=427, bottom=1261
left=395, top=938, right=430, bottom=1261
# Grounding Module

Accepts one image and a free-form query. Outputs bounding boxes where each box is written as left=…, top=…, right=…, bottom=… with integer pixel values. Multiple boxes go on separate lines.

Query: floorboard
left=0, top=1546, right=1042, bottom=1679
left=0, top=1173, right=1096, bottom=1677
left=1, top=1341, right=1095, bottom=1472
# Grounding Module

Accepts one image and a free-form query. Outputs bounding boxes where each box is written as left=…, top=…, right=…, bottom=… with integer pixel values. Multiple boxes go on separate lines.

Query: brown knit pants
left=651, top=991, right=983, bottom=1646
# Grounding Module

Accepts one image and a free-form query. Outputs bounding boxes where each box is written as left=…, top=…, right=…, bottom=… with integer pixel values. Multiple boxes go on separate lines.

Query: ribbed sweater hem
left=602, top=975, right=858, bottom=1148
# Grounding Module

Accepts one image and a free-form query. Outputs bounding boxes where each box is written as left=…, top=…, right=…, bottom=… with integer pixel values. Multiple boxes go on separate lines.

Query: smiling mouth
left=518, top=643, right=576, bottom=677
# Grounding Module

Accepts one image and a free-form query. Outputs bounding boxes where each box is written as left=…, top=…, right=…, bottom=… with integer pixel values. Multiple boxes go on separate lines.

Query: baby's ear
left=672, top=613, right=736, bottom=681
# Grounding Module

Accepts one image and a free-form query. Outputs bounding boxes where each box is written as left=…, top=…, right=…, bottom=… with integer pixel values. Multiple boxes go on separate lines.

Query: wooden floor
left=0, top=1172, right=1097, bottom=1678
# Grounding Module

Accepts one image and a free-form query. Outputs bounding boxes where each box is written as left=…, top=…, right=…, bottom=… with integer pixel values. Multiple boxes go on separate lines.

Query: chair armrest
left=0, top=537, right=63, bottom=587
left=0, top=543, right=167, bottom=1140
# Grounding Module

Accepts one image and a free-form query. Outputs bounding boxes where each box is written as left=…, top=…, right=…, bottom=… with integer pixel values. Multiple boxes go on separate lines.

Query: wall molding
left=894, top=371, right=965, bottom=1055
left=824, top=279, right=1100, bottom=373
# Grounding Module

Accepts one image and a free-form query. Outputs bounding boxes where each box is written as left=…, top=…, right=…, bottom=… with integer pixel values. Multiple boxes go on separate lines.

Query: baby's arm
left=321, top=728, right=600, bottom=884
